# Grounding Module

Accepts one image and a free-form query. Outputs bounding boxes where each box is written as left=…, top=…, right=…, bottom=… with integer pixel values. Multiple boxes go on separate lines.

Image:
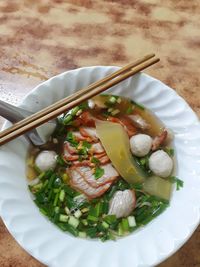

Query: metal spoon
left=0, top=100, right=57, bottom=146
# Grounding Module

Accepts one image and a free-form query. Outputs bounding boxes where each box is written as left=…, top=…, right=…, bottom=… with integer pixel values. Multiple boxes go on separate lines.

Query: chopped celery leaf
left=169, top=176, right=184, bottom=190
left=94, top=167, right=105, bottom=179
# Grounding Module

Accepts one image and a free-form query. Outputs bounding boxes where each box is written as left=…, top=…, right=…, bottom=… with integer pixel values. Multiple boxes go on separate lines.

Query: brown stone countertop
left=0, top=1, right=199, bottom=266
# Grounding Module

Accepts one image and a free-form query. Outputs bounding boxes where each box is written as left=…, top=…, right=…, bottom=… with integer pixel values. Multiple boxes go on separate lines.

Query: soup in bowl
left=27, top=94, right=181, bottom=241
left=0, top=66, right=199, bottom=267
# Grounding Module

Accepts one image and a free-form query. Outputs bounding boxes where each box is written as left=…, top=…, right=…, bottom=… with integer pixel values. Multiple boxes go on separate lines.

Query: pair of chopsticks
left=0, top=54, right=159, bottom=146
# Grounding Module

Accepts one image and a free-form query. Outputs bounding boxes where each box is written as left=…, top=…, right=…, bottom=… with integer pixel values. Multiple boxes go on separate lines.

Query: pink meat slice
left=90, top=142, right=104, bottom=154
left=65, top=141, right=104, bottom=155
left=152, top=129, right=168, bottom=151
left=72, top=153, right=110, bottom=167
left=63, top=147, right=79, bottom=161
left=78, top=164, right=119, bottom=188
left=97, top=154, right=110, bottom=164
left=73, top=131, right=92, bottom=142
left=64, top=142, right=77, bottom=154
left=73, top=160, right=95, bottom=167
left=68, top=167, right=111, bottom=199
left=80, top=127, right=99, bottom=142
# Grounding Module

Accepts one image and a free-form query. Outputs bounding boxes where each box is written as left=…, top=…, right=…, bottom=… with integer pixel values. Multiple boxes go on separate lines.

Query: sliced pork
left=68, top=167, right=112, bottom=199
left=152, top=129, right=168, bottom=151
left=128, top=114, right=150, bottom=130
left=77, top=164, right=119, bottom=188
left=107, top=116, right=137, bottom=137
left=73, top=154, right=110, bottom=167
left=80, top=127, right=99, bottom=142
left=64, top=141, right=104, bottom=155
left=63, top=147, right=79, bottom=161
left=73, top=131, right=92, bottom=142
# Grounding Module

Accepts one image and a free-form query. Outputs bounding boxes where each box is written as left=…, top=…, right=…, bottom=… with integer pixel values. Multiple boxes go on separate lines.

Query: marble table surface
left=0, top=1, right=199, bottom=266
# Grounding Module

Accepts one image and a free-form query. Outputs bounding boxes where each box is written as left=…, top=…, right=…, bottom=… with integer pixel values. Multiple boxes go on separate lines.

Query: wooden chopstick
left=0, top=53, right=155, bottom=140
left=0, top=55, right=159, bottom=146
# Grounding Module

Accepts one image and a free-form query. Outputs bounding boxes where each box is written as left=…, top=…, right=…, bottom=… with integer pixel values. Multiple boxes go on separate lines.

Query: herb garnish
left=94, top=167, right=105, bottom=179
left=56, top=155, right=69, bottom=167
left=66, top=132, right=79, bottom=147
left=91, top=156, right=100, bottom=165
left=164, top=147, right=174, bottom=157
left=131, top=100, right=145, bottom=110
left=82, top=141, right=92, bottom=149
left=126, top=105, right=133, bottom=114
left=169, top=176, right=184, bottom=190
left=91, top=156, right=104, bottom=179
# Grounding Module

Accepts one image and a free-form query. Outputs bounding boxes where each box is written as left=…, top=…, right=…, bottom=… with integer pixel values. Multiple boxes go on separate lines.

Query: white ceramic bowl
left=0, top=66, right=200, bottom=267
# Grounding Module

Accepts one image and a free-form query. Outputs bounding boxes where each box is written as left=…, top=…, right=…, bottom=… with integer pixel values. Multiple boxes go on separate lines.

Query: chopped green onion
left=68, top=216, right=79, bottom=228
left=34, top=165, right=42, bottom=174
left=102, top=201, right=109, bottom=214
left=53, top=192, right=59, bottom=207
left=59, top=189, right=65, bottom=202
left=42, top=180, right=48, bottom=190
left=108, top=108, right=113, bottom=112
left=53, top=188, right=59, bottom=193
left=109, top=96, right=117, bottom=104
left=38, top=172, right=45, bottom=180
left=59, top=214, right=68, bottom=222
left=32, top=183, right=43, bottom=191
left=116, top=97, right=121, bottom=103
left=48, top=174, right=56, bottom=189
left=54, top=177, right=62, bottom=188
left=63, top=114, right=73, bottom=125
left=81, top=219, right=88, bottom=226
left=74, top=209, right=82, bottom=219
left=52, top=212, right=60, bottom=223
left=81, top=207, right=89, bottom=213
left=59, top=223, right=79, bottom=236
left=62, top=173, right=69, bottom=183
left=64, top=206, right=70, bottom=215
left=108, top=230, right=116, bottom=240
left=131, top=100, right=145, bottom=110
left=86, top=227, right=97, bottom=238
left=79, top=231, right=87, bottom=238
left=102, top=221, right=109, bottom=229
left=66, top=197, right=76, bottom=210
left=95, top=202, right=103, bottom=217
left=78, top=101, right=89, bottom=111
left=104, top=215, right=117, bottom=224
left=71, top=106, right=80, bottom=116
left=111, top=109, right=120, bottom=116
left=118, top=223, right=124, bottom=236
left=47, top=189, right=54, bottom=201
left=76, top=109, right=82, bottom=116
left=121, top=218, right=129, bottom=232
left=54, top=206, right=60, bottom=213
left=128, top=216, right=136, bottom=227
left=63, top=184, right=77, bottom=197
left=39, top=208, right=47, bottom=216
left=87, top=215, right=98, bottom=222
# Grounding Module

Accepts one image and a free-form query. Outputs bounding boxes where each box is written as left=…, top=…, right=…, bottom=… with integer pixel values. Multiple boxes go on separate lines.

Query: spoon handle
left=0, top=100, right=45, bottom=146
left=0, top=100, right=24, bottom=123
